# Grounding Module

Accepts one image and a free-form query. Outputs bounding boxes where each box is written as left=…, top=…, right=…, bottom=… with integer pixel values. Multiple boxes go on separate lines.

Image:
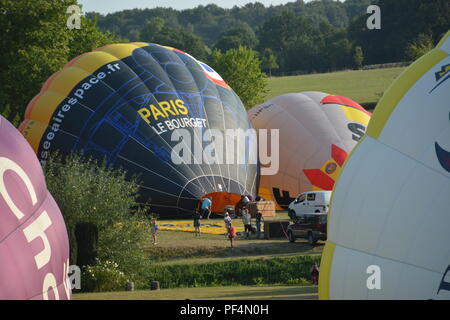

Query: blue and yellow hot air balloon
left=20, top=43, right=259, bottom=217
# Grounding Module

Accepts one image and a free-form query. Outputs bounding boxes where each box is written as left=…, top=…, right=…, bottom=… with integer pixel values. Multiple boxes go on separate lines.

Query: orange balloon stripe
left=303, top=169, right=335, bottom=190
left=331, top=144, right=348, bottom=167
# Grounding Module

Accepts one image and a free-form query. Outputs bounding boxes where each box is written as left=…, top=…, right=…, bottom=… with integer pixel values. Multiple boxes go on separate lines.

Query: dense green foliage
left=210, top=47, right=268, bottom=109
left=43, top=153, right=152, bottom=289
left=89, top=0, right=449, bottom=75
left=89, top=0, right=372, bottom=46
left=142, top=255, right=321, bottom=289
left=0, top=0, right=119, bottom=124
left=1, top=0, right=447, bottom=124
left=349, top=0, right=449, bottom=64
left=140, top=17, right=209, bottom=60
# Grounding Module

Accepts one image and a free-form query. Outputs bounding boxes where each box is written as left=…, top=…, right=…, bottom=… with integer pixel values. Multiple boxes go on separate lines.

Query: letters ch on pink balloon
left=0, top=116, right=71, bottom=300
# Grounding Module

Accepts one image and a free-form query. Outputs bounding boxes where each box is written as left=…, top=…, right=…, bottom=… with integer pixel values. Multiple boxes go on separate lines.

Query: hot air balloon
left=319, top=31, right=450, bottom=300
left=20, top=43, right=258, bottom=217
left=248, top=91, right=371, bottom=210
left=0, top=115, right=70, bottom=300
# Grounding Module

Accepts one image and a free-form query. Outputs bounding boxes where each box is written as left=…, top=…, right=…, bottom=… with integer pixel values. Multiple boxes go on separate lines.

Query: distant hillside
left=85, top=0, right=449, bottom=76
left=86, top=0, right=372, bottom=46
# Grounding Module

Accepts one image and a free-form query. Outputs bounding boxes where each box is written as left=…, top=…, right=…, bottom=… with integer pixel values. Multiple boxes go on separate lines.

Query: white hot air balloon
left=319, top=31, right=450, bottom=300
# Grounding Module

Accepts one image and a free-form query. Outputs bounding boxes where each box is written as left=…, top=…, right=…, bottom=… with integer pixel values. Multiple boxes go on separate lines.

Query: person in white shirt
left=241, top=209, right=252, bottom=239
left=224, top=211, right=232, bottom=229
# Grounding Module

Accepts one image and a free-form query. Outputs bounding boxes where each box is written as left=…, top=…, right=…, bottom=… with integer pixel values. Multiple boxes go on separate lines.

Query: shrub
left=141, top=255, right=321, bottom=289
left=82, top=259, right=128, bottom=292
left=43, top=153, right=152, bottom=291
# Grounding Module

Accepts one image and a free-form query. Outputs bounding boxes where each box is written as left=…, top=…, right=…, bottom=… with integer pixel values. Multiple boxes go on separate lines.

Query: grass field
left=145, top=211, right=323, bottom=264
left=74, top=285, right=318, bottom=300
left=266, top=67, right=406, bottom=110
left=76, top=212, right=323, bottom=298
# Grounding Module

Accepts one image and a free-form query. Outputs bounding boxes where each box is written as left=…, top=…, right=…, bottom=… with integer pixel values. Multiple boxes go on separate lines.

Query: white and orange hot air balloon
left=248, top=91, right=371, bottom=210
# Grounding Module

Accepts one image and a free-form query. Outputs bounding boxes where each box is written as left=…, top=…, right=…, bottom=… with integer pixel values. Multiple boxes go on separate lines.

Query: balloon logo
left=325, top=162, right=337, bottom=175
left=20, top=43, right=258, bottom=216
left=0, top=116, right=70, bottom=300
left=248, top=91, right=371, bottom=209
left=435, top=112, right=450, bottom=173
left=319, top=31, right=450, bottom=300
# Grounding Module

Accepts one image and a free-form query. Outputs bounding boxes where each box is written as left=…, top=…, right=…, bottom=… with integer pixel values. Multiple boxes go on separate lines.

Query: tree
left=209, top=47, right=267, bottom=110
left=349, top=0, right=450, bottom=64
left=214, top=25, right=258, bottom=52
left=141, top=18, right=208, bottom=60
left=261, top=48, right=279, bottom=76
left=353, top=46, right=364, bottom=69
left=405, top=33, right=434, bottom=61
left=0, top=0, right=118, bottom=124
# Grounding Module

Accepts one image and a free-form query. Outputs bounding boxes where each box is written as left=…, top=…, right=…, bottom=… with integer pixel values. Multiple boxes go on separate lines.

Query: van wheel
left=308, top=232, right=316, bottom=246
left=288, top=231, right=296, bottom=243
left=288, top=210, right=297, bottom=222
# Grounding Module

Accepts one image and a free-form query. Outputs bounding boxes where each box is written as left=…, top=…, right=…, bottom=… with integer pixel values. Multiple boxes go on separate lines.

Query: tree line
left=89, top=0, right=449, bottom=74
left=1, top=0, right=448, bottom=124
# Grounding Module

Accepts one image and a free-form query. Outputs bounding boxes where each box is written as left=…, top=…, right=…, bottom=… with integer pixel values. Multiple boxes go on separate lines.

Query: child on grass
left=150, top=217, right=159, bottom=245
left=227, top=224, right=237, bottom=249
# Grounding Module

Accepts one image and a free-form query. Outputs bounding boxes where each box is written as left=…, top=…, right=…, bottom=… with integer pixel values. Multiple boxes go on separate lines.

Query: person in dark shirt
left=193, top=210, right=202, bottom=237
left=311, top=263, right=319, bottom=285
left=255, top=211, right=264, bottom=239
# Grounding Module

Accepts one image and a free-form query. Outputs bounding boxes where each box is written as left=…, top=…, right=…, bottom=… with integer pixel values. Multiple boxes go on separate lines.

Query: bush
left=82, top=259, right=128, bottom=292
left=140, top=255, right=321, bottom=289
left=43, top=153, right=152, bottom=291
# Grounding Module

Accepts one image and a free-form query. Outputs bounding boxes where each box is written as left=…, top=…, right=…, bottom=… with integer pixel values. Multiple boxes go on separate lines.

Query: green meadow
left=266, top=67, right=406, bottom=111
left=74, top=285, right=318, bottom=300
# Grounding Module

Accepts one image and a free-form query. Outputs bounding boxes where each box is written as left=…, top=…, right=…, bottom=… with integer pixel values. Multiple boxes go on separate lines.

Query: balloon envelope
left=319, top=31, right=450, bottom=299
left=0, top=115, right=70, bottom=300
left=20, top=43, right=259, bottom=216
left=248, top=91, right=371, bottom=209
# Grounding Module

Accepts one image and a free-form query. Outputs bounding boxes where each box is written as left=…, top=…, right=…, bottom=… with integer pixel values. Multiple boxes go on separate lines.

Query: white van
left=288, top=191, right=331, bottom=221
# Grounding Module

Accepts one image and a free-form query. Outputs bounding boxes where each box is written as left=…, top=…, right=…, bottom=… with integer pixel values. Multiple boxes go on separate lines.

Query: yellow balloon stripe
left=258, top=187, right=284, bottom=210
left=436, top=30, right=450, bottom=49
left=19, top=120, right=48, bottom=154
left=318, top=137, right=367, bottom=300
left=26, top=91, right=68, bottom=126
left=340, top=105, right=371, bottom=125
left=366, top=48, right=447, bottom=139
left=318, top=241, right=336, bottom=300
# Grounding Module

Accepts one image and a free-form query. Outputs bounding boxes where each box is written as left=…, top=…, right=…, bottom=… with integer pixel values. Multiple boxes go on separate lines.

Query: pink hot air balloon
left=0, top=115, right=70, bottom=300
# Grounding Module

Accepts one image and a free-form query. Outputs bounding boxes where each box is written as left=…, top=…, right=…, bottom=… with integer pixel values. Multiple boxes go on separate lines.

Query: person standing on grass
left=311, top=263, right=319, bottom=285
left=255, top=211, right=264, bottom=239
left=242, top=208, right=252, bottom=239
left=201, top=197, right=212, bottom=219
left=193, top=210, right=202, bottom=237
left=228, top=223, right=237, bottom=249
left=224, top=211, right=232, bottom=229
left=150, top=217, right=159, bottom=245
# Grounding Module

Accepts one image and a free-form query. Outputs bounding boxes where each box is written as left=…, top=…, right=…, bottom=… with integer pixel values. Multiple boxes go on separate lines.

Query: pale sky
left=77, top=0, right=312, bottom=15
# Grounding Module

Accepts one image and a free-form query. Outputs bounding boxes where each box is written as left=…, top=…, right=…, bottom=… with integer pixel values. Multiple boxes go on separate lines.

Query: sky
left=77, top=0, right=311, bottom=15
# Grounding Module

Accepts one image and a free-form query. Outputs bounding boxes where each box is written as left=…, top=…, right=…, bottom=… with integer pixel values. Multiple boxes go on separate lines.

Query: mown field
left=266, top=67, right=406, bottom=111
left=74, top=285, right=318, bottom=300
left=74, top=211, right=323, bottom=299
